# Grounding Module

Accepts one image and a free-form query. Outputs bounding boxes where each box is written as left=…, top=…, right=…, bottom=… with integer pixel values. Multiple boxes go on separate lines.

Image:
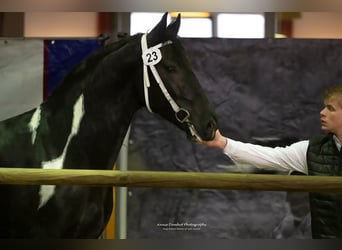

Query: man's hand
left=199, top=130, right=227, bottom=150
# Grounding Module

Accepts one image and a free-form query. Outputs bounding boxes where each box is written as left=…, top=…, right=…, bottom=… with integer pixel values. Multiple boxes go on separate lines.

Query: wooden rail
left=0, top=168, right=342, bottom=192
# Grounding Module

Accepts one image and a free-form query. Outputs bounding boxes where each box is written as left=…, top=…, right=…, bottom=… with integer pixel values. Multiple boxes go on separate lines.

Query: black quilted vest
left=307, top=133, right=342, bottom=239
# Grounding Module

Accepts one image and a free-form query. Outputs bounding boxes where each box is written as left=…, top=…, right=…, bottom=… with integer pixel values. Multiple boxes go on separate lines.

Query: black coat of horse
left=0, top=13, right=217, bottom=238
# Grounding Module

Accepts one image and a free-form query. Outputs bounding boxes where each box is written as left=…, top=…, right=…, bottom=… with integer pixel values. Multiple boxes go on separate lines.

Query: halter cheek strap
left=141, top=33, right=190, bottom=123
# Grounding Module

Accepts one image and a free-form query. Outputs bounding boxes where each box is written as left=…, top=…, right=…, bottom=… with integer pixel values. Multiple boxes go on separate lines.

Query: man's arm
left=202, top=130, right=308, bottom=174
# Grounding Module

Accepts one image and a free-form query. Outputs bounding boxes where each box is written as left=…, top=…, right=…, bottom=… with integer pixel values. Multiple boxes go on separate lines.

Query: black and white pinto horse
left=0, top=13, right=217, bottom=238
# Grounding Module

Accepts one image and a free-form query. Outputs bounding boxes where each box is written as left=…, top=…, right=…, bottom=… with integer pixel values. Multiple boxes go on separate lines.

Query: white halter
left=140, top=33, right=190, bottom=123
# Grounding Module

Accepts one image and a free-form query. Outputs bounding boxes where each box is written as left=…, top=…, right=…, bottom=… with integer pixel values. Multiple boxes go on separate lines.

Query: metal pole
left=264, top=12, right=277, bottom=38
left=115, top=126, right=130, bottom=239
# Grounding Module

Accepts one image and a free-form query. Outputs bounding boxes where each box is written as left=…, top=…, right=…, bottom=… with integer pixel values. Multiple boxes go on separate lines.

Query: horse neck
left=42, top=40, right=143, bottom=169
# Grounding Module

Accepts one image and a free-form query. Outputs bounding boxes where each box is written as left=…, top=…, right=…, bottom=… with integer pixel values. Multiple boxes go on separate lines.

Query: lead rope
left=141, top=33, right=190, bottom=123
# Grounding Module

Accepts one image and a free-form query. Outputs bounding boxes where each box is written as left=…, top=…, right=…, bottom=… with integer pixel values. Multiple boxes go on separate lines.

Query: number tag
left=142, top=48, right=162, bottom=66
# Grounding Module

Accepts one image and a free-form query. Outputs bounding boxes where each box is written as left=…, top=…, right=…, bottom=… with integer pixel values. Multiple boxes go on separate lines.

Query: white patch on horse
left=28, top=107, right=41, bottom=144
left=38, top=94, right=85, bottom=209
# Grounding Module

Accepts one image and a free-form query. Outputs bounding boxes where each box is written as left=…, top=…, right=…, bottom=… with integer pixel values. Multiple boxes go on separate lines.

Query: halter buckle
left=175, top=108, right=190, bottom=123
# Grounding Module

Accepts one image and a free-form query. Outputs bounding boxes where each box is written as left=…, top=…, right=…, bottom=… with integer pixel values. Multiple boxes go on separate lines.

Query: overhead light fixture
left=170, top=12, right=211, bottom=18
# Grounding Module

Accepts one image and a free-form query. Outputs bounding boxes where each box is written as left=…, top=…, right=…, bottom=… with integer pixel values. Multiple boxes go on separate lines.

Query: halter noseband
left=141, top=33, right=191, bottom=124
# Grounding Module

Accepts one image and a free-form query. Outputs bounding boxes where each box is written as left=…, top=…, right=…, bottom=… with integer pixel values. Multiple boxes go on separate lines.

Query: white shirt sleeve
left=223, top=139, right=309, bottom=174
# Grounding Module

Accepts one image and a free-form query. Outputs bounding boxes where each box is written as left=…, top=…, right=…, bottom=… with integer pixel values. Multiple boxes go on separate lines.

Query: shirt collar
left=333, top=135, right=342, bottom=151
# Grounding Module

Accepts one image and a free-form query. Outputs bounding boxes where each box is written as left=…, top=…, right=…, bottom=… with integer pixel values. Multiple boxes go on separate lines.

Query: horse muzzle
left=186, top=116, right=217, bottom=142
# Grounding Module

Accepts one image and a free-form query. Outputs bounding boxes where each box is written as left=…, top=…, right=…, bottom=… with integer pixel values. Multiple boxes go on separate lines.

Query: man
left=202, top=85, right=342, bottom=239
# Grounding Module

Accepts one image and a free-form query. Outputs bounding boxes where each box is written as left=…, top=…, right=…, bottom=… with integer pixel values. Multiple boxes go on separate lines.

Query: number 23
left=146, top=51, right=159, bottom=63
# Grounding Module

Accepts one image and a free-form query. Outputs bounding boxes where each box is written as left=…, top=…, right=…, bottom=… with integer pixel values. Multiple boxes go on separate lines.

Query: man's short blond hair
left=324, top=85, right=342, bottom=108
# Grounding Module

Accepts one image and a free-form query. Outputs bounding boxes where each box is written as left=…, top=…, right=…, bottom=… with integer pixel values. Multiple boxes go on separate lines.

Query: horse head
left=139, top=12, right=218, bottom=142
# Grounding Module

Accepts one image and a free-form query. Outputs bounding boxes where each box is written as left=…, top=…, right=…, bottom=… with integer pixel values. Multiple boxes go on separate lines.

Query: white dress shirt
left=223, top=135, right=342, bottom=175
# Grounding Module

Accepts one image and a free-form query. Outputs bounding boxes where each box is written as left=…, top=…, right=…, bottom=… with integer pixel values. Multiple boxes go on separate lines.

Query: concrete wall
left=24, top=12, right=98, bottom=38
left=21, top=12, right=342, bottom=39
left=293, top=12, right=342, bottom=38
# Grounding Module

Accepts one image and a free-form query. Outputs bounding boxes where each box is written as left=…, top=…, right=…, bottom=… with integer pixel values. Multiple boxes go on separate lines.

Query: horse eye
left=165, top=65, right=176, bottom=72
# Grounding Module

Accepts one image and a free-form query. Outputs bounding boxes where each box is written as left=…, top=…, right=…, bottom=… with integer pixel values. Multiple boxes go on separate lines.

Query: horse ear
left=167, top=13, right=181, bottom=35
left=150, top=12, right=168, bottom=35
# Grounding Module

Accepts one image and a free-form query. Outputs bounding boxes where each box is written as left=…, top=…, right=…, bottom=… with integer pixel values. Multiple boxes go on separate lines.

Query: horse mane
left=86, top=34, right=138, bottom=67
left=44, top=34, right=141, bottom=108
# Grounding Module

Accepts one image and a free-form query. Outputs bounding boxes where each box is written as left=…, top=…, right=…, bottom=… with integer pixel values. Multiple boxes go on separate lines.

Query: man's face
left=320, top=97, right=342, bottom=134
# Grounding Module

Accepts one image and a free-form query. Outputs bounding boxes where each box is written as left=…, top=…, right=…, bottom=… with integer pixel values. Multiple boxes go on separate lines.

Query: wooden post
left=105, top=164, right=117, bottom=239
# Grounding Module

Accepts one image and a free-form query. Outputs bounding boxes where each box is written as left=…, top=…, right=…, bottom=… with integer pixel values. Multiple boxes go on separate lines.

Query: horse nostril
left=205, top=119, right=217, bottom=140
left=207, top=118, right=217, bottom=131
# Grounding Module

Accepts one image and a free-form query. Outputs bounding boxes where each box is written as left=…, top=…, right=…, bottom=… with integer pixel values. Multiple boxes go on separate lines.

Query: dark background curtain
left=127, top=38, right=342, bottom=238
